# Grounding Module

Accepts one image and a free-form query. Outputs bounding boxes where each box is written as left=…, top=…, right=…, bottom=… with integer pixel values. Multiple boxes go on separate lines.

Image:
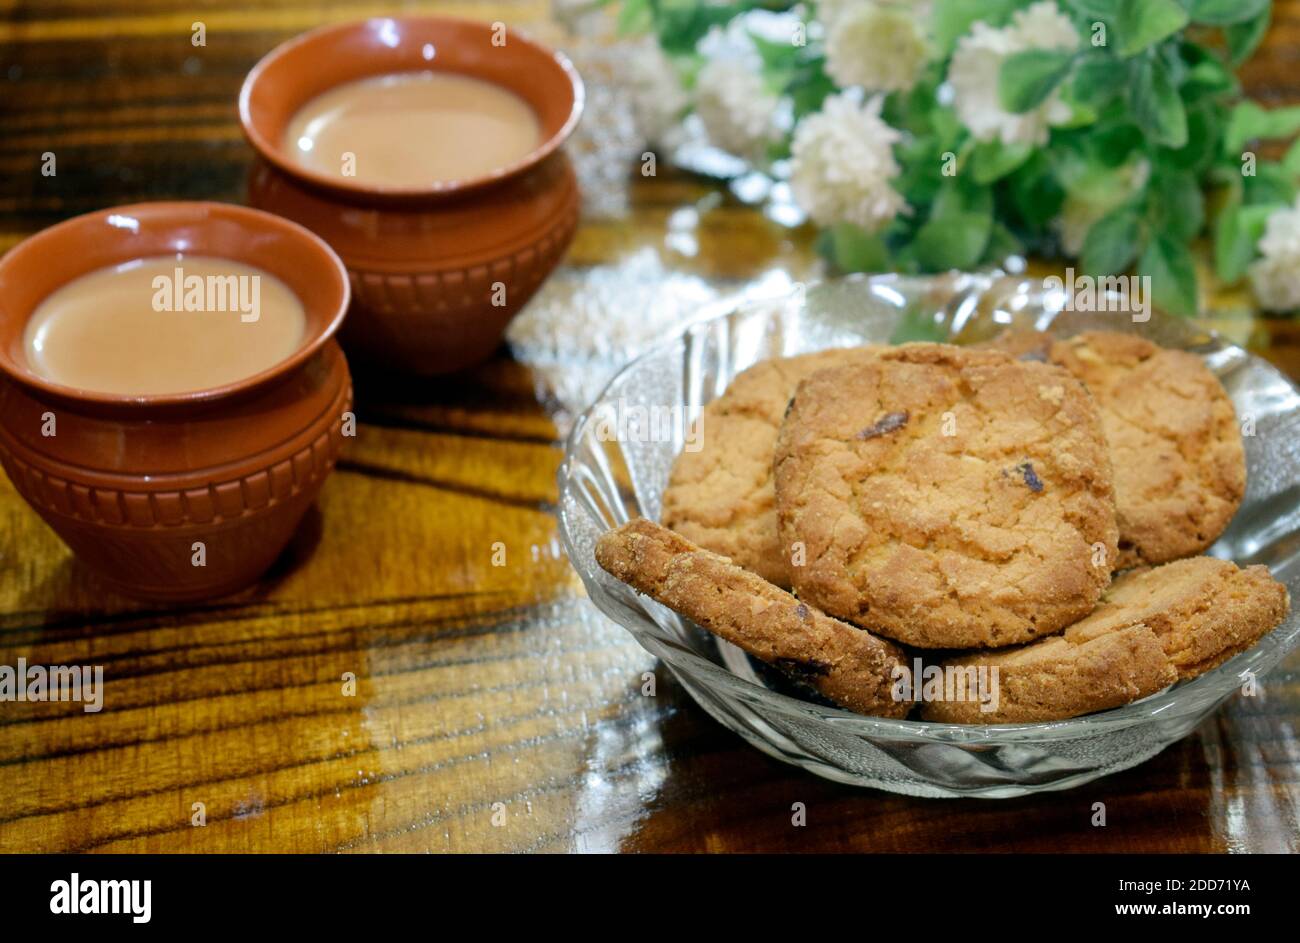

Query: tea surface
left=284, top=71, right=542, bottom=188
left=24, top=255, right=306, bottom=396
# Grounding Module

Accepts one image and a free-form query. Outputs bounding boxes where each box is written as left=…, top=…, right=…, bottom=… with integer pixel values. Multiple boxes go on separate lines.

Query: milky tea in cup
left=283, top=71, right=542, bottom=188
left=24, top=255, right=305, bottom=396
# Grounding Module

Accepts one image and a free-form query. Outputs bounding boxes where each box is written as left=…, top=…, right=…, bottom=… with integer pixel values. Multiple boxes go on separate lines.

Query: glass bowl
left=556, top=273, right=1300, bottom=797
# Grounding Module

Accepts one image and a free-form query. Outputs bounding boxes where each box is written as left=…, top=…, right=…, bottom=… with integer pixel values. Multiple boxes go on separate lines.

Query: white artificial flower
left=1054, top=158, right=1151, bottom=256
left=625, top=39, right=690, bottom=147
left=1249, top=198, right=1300, bottom=312
left=947, top=1, right=1079, bottom=147
left=824, top=1, right=930, bottom=94
left=694, top=56, right=781, bottom=159
left=789, top=91, right=906, bottom=231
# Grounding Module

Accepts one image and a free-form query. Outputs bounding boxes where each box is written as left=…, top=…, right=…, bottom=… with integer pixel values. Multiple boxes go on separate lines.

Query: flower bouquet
left=616, top=0, right=1300, bottom=315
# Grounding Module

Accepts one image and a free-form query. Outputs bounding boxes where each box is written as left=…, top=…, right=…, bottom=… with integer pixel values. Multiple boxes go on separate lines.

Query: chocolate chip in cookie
left=661, top=347, right=880, bottom=588
left=774, top=342, right=1119, bottom=649
left=986, top=329, right=1247, bottom=568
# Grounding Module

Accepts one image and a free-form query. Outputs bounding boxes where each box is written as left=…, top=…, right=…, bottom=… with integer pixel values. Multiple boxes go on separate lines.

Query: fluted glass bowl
left=556, top=273, right=1300, bottom=797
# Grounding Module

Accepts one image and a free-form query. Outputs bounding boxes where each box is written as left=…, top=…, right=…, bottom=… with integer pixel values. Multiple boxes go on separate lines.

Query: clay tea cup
left=240, top=16, right=584, bottom=375
left=0, top=201, right=353, bottom=601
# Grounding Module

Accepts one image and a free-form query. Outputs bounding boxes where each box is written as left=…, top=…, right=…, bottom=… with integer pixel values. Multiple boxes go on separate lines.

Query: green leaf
left=999, top=49, right=1074, bottom=114
left=969, top=139, right=1032, bottom=184
left=894, top=136, right=947, bottom=211
left=1215, top=199, right=1275, bottom=283
left=1089, top=122, right=1144, bottom=166
left=1180, top=0, right=1269, bottom=26
left=1181, top=57, right=1237, bottom=100
left=1223, top=102, right=1300, bottom=154
left=749, top=31, right=801, bottom=74
left=932, top=0, right=1020, bottom=57
left=616, top=0, right=652, bottom=35
left=1157, top=39, right=1190, bottom=86
left=1225, top=7, right=1271, bottom=65
left=931, top=103, right=964, bottom=150
left=790, top=57, right=835, bottom=120
left=829, top=224, right=890, bottom=273
left=1243, top=160, right=1296, bottom=205
left=1055, top=99, right=1100, bottom=129
left=1151, top=169, right=1206, bottom=240
left=1163, top=106, right=1220, bottom=171
left=652, top=2, right=748, bottom=56
left=983, top=221, right=1024, bottom=265
left=1284, top=137, right=1300, bottom=177
left=1081, top=208, right=1142, bottom=275
left=1130, top=58, right=1187, bottom=148
left=911, top=181, right=994, bottom=271
left=1067, top=0, right=1124, bottom=18
left=1009, top=152, right=1065, bottom=227
left=1116, top=0, right=1189, bottom=57
left=1071, top=58, right=1131, bottom=109
left=1139, top=234, right=1199, bottom=316
left=886, top=66, right=941, bottom=136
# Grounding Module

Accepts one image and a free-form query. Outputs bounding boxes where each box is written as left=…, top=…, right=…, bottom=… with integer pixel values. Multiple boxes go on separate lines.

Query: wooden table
left=1, top=0, right=1298, bottom=853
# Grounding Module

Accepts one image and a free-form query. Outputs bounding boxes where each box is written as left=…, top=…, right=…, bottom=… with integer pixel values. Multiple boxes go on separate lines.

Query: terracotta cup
left=0, top=202, right=353, bottom=601
left=240, top=16, right=584, bottom=375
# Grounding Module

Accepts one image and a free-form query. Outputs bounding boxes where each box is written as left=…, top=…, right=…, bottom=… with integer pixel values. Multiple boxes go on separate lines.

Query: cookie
left=918, top=621, right=1176, bottom=724
left=774, top=342, right=1118, bottom=649
left=920, top=555, right=1288, bottom=723
left=661, top=347, right=878, bottom=587
left=594, top=518, right=910, bottom=717
left=973, top=326, right=1052, bottom=362
left=987, top=329, right=1246, bottom=568
left=1064, top=555, right=1290, bottom=679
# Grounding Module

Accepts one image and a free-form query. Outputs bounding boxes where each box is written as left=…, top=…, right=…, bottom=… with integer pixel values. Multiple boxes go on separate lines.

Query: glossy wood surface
left=1, top=0, right=1298, bottom=853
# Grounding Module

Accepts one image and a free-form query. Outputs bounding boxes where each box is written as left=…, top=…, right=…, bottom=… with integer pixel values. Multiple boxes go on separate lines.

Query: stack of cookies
left=595, top=332, right=1291, bottom=723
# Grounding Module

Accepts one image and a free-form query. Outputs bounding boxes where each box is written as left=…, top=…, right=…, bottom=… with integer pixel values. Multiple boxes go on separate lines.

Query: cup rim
left=237, top=15, right=586, bottom=200
left=0, top=201, right=351, bottom=408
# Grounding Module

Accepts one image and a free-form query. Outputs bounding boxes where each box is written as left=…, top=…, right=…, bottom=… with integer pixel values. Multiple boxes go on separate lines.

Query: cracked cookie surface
left=922, top=555, right=1289, bottom=722
left=595, top=518, right=910, bottom=717
left=774, top=343, right=1118, bottom=649
left=661, top=347, right=879, bottom=587
left=919, top=620, right=1176, bottom=724
left=988, top=329, right=1246, bottom=568
left=1066, top=555, right=1289, bottom=679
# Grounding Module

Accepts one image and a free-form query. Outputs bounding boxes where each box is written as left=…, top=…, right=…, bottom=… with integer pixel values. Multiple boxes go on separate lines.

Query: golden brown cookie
left=918, top=622, right=1176, bottom=724
left=661, top=347, right=878, bottom=587
left=973, top=326, right=1052, bottom=361
left=594, top=518, right=910, bottom=717
left=774, top=342, right=1119, bottom=649
left=986, top=329, right=1246, bottom=568
left=1065, top=555, right=1290, bottom=679
left=920, top=555, right=1288, bottom=723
